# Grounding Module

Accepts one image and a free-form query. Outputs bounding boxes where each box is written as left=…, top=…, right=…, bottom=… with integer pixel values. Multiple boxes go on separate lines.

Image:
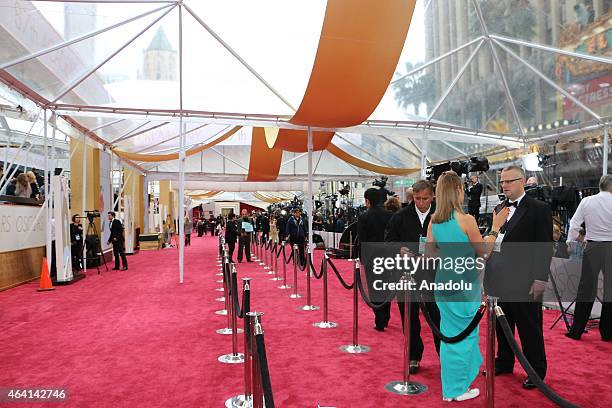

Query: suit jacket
left=225, top=220, right=238, bottom=243
left=358, top=205, right=393, bottom=252
left=109, top=218, right=124, bottom=243
left=286, top=216, right=307, bottom=243
left=385, top=202, right=434, bottom=253
left=467, top=182, right=483, bottom=210
left=484, top=195, right=553, bottom=300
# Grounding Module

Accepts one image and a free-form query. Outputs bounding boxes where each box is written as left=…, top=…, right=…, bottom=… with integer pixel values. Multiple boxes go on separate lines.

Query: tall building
left=140, top=27, right=177, bottom=81
left=423, top=0, right=610, bottom=131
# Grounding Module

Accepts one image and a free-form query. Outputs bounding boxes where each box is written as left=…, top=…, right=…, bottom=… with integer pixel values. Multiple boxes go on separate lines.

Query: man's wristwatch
left=488, top=230, right=499, bottom=238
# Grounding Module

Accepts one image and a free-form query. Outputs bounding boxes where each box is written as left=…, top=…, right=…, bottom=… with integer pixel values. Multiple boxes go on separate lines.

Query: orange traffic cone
left=37, top=257, right=55, bottom=292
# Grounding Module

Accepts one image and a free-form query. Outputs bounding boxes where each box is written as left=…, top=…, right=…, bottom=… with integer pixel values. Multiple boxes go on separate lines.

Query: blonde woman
left=26, top=171, right=40, bottom=199
left=15, top=173, right=32, bottom=198
left=269, top=215, right=279, bottom=244
left=426, top=172, right=507, bottom=402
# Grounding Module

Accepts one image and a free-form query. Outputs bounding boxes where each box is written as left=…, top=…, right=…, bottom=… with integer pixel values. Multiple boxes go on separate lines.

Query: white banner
left=99, top=151, right=112, bottom=251
left=0, top=205, right=46, bottom=252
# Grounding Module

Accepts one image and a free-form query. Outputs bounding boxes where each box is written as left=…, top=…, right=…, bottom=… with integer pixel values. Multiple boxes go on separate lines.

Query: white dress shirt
left=568, top=191, right=612, bottom=242
left=506, top=192, right=526, bottom=222
left=415, top=206, right=431, bottom=228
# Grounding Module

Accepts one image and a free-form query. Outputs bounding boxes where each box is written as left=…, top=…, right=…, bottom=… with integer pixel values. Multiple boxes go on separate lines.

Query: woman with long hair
left=15, top=173, right=32, bottom=198
left=426, top=172, right=507, bottom=402
left=269, top=214, right=279, bottom=244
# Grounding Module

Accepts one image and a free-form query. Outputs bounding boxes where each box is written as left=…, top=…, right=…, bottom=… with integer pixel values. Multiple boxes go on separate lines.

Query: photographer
left=107, top=211, right=128, bottom=271
left=70, top=215, right=84, bottom=271
left=466, top=175, right=483, bottom=224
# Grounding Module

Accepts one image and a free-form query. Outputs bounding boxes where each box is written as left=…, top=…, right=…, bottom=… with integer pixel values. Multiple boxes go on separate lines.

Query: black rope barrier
left=231, top=271, right=249, bottom=319
left=497, top=311, right=580, bottom=408
left=255, top=331, right=275, bottom=408
left=325, top=258, right=354, bottom=290
left=417, top=293, right=485, bottom=344
left=309, top=254, right=325, bottom=280
left=354, top=271, right=398, bottom=310
left=284, top=248, right=294, bottom=264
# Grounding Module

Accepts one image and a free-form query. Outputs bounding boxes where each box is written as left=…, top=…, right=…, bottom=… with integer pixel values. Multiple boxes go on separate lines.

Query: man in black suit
left=466, top=175, right=483, bottom=224
left=357, top=188, right=393, bottom=331
left=225, top=213, right=239, bottom=263
left=238, top=209, right=253, bottom=262
left=286, top=208, right=307, bottom=266
left=385, top=180, right=440, bottom=373
left=484, top=165, right=552, bottom=389
left=107, top=211, right=128, bottom=270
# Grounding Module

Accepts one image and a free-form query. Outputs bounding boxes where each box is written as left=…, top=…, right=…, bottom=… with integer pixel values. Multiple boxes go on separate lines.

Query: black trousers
left=496, top=301, right=546, bottom=379
left=291, top=240, right=306, bottom=266
left=238, top=234, right=251, bottom=262
left=71, top=242, right=82, bottom=270
left=185, top=233, right=191, bottom=246
left=227, top=241, right=236, bottom=263
left=112, top=240, right=128, bottom=269
left=569, top=242, right=611, bottom=340
left=468, top=207, right=480, bottom=224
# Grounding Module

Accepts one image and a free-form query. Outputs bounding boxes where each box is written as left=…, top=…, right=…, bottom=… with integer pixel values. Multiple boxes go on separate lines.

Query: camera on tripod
left=426, top=157, right=490, bottom=182
left=83, top=210, right=100, bottom=224
left=372, top=176, right=395, bottom=199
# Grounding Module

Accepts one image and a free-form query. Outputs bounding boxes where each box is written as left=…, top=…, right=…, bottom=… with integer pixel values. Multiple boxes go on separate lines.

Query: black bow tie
left=505, top=200, right=518, bottom=208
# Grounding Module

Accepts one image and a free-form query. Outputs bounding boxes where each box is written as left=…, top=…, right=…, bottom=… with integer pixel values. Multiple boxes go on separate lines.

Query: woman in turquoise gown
left=426, top=172, right=508, bottom=402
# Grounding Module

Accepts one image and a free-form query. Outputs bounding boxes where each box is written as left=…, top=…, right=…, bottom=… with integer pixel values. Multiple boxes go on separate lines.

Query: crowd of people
left=0, top=165, right=43, bottom=200
left=356, top=167, right=611, bottom=402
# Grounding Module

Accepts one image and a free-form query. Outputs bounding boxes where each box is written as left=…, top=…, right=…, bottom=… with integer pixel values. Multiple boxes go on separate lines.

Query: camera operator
left=70, top=215, right=83, bottom=271
left=466, top=175, right=483, bottom=224
left=107, top=211, right=128, bottom=271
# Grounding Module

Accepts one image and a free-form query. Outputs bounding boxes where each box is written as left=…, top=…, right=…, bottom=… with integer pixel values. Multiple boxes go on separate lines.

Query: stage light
left=523, top=152, right=543, bottom=172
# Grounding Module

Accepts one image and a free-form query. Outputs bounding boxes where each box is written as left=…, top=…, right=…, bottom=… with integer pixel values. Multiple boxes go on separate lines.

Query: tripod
left=84, top=218, right=109, bottom=275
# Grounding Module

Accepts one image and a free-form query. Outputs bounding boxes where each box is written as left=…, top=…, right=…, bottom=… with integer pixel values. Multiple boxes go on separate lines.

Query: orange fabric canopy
left=246, top=127, right=284, bottom=181
left=274, top=0, right=416, bottom=152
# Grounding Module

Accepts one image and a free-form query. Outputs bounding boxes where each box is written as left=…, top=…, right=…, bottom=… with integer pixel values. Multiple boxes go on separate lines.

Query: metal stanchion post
left=278, top=242, right=291, bottom=289
left=270, top=243, right=282, bottom=281
left=251, top=312, right=264, bottom=408
left=219, top=266, right=246, bottom=363
left=486, top=296, right=498, bottom=408
left=226, top=302, right=257, bottom=408
left=340, top=260, right=369, bottom=352
left=385, top=273, right=427, bottom=395
left=264, top=241, right=274, bottom=274
left=216, top=256, right=229, bottom=315
left=349, top=231, right=353, bottom=259
left=299, top=247, right=319, bottom=311
left=289, top=244, right=301, bottom=299
left=217, top=260, right=233, bottom=334
left=313, top=252, right=338, bottom=328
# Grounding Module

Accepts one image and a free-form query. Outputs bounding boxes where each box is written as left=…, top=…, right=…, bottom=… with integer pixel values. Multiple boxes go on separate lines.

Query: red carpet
left=1, top=235, right=610, bottom=407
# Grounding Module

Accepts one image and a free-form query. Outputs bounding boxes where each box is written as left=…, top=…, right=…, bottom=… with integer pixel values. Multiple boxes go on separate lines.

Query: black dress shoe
left=522, top=378, right=537, bottom=390
left=374, top=326, right=385, bottom=332
left=112, top=267, right=120, bottom=270
left=121, top=267, right=128, bottom=271
left=409, top=360, right=420, bottom=374
left=564, top=332, right=581, bottom=340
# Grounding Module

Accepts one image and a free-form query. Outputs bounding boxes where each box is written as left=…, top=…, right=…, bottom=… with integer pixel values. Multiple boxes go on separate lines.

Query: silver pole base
left=269, top=276, right=283, bottom=281
left=225, top=395, right=251, bottom=408
left=216, top=272, right=224, bottom=276
left=313, top=321, right=338, bottom=329
left=299, top=304, right=320, bottom=311
left=265, top=270, right=274, bottom=275
left=289, top=293, right=302, bottom=299
left=340, top=344, right=371, bottom=353
left=216, top=279, right=224, bottom=283
left=215, top=309, right=228, bottom=315
left=216, top=327, right=244, bottom=335
left=385, top=381, right=428, bottom=395
left=216, top=297, right=225, bottom=302
left=215, top=287, right=225, bottom=292
left=258, top=262, right=265, bottom=266
left=218, top=353, right=245, bottom=364
left=278, top=284, right=292, bottom=289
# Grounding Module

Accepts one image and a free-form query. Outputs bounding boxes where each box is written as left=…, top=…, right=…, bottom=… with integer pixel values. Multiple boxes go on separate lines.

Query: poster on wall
left=99, top=151, right=112, bottom=252
left=52, top=176, right=73, bottom=282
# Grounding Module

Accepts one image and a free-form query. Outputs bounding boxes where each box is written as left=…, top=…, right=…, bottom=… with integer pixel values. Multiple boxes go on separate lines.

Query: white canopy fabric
left=0, top=0, right=610, bottom=192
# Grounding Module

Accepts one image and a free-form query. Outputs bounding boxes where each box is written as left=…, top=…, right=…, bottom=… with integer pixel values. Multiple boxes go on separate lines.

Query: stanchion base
left=299, top=304, right=320, bottom=311
left=289, top=293, right=302, bottom=299
left=269, top=276, right=283, bottom=281
left=218, top=353, right=245, bottom=364
left=215, top=288, right=225, bottom=292
left=264, top=270, right=274, bottom=274
left=215, top=297, right=225, bottom=302
left=385, top=380, right=428, bottom=395
left=215, top=309, right=228, bottom=315
left=340, top=344, right=371, bottom=353
left=216, top=327, right=244, bottom=335
left=225, top=395, right=251, bottom=408
left=216, top=272, right=224, bottom=276
left=278, top=284, right=292, bottom=289
left=313, top=321, right=338, bottom=329
left=216, top=279, right=224, bottom=283
left=258, top=262, right=265, bottom=266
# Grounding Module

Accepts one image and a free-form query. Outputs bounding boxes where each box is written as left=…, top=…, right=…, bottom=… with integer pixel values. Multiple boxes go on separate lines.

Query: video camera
left=427, top=157, right=489, bottom=182
left=81, top=210, right=100, bottom=224
left=372, top=176, right=395, bottom=199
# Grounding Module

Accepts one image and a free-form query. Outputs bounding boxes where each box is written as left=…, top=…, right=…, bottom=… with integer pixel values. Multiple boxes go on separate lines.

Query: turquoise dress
left=431, top=212, right=482, bottom=399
